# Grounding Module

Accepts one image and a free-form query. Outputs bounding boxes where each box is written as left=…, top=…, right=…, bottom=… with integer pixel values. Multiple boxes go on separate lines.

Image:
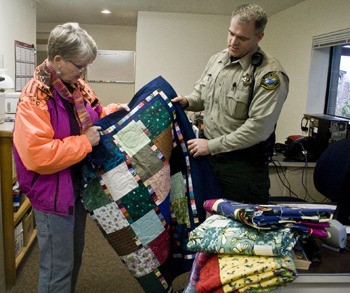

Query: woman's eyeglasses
left=68, top=60, right=87, bottom=72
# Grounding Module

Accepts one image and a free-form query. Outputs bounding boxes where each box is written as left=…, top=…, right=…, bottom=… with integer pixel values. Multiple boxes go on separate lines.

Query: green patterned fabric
left=138, top=100, right=172, bottom=139
left=187, top=214, right=298, bottom=256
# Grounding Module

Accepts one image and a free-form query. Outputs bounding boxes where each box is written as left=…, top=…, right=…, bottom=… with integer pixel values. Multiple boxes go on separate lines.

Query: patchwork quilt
left=81, top=76, right=222, bottom=292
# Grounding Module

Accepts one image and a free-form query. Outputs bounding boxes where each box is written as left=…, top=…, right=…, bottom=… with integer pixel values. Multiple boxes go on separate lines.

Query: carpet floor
left=6, top=216, right=189, bottom=293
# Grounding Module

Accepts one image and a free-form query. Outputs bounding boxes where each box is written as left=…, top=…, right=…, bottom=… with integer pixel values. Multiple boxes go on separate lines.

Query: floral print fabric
left=187, top=214, right=298, bottom=256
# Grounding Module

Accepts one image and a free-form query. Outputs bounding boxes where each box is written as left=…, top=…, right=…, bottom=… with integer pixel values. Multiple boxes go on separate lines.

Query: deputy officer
left=172, top=3, right=289, bottom=204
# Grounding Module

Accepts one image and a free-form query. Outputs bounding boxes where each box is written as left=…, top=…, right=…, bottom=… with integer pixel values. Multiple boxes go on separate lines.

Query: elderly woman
left=13, top=22, right=128, bottom=293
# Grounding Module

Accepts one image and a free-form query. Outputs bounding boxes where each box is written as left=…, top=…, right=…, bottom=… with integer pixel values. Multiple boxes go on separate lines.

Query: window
left=325, top=44, right=350, bottom=118
left=306, top=28, right=350, bottom=116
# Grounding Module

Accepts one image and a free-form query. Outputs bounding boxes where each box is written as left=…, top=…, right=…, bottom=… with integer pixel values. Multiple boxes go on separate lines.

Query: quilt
left=187, top=214, right=298, bottom=256
left=204, top=199, right=334, bottom=238
left=81, top=76, right=222, bottom=292
left=184, top=252, right=297, bottom=293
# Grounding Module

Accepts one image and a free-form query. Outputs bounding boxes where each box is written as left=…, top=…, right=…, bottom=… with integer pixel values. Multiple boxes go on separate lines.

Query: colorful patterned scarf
left=47, top=62, right=92, bottom=133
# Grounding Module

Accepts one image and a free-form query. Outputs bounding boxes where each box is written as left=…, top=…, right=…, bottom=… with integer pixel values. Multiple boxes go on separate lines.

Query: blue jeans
left=33, top=199, right=87, bottom=293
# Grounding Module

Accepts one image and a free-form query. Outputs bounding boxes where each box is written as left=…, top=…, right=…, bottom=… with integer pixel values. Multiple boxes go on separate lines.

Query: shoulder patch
left=260, top=72, right=280, bottom=90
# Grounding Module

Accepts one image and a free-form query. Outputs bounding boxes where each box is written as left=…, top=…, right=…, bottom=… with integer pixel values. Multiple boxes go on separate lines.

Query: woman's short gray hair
left=231, top=4, right=268, bottom=35
left=47, top=22, right=97, bottom=63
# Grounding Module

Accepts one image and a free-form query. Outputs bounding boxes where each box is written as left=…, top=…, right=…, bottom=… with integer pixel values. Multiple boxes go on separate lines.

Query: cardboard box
left=23, top=209, right=34, bottom=247
left=14, top=222, right=24, bottom=257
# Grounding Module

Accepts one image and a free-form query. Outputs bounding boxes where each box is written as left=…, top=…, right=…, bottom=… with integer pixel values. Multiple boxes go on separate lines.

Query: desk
left=277, top=238, right=350, bottom=292
left=0, top=121, right=37, bottom=287
left=269, top=153, right=329, bottom=203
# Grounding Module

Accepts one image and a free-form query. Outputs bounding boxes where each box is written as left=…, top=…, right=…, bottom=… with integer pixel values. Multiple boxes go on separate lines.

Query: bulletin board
left=87, top=50, right=135, bottom=83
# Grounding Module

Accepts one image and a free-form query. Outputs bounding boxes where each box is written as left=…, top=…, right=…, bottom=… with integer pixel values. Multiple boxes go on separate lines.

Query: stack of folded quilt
left=185, top=198, right=335, bottom=293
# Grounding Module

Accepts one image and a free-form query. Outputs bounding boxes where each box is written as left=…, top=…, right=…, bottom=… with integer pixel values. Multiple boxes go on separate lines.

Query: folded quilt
left=187, top=214, right=298, bottom=256
left=185, top=252, right=297, bottom=293
left=204, top=199, right=334, bottom=238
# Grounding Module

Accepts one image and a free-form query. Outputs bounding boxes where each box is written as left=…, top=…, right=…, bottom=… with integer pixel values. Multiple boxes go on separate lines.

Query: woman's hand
left=84, top=126, right=102, bottom=147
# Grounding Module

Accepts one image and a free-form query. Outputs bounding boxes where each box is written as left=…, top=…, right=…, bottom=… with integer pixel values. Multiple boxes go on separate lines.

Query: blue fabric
left=82, top=76, right=222, bottom=292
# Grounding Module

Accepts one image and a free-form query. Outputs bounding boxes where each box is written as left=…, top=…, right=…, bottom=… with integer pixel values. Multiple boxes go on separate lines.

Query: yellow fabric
left=218, top=254, right=296, bottom=292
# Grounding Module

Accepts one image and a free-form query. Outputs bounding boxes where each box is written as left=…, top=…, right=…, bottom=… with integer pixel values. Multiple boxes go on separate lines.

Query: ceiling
left=36, top=0, right=305, bottom=27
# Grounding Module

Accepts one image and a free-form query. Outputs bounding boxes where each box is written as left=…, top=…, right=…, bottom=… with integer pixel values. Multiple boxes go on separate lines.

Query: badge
left=260, top=72, right=280, bottom=90
left=242, top=73, right=252, bottom=86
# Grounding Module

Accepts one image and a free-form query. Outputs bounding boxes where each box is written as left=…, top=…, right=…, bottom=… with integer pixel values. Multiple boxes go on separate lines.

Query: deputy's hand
left=187, top=138, right=209, bottom=158
left=171, top=95, right=189, bottom=108
left=84, top=126, right=102, bottom=147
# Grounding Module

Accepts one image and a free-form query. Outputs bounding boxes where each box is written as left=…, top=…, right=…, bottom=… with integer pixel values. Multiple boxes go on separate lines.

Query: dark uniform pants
left=208, top=153, right=270, bottom=204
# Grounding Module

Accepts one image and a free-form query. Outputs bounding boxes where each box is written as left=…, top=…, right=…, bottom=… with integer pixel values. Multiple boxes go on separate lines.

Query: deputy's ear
left=257, top=32, right=264, bottom=43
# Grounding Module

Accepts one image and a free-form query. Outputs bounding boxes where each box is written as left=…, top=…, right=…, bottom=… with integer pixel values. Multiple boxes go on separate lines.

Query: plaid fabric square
left=101, top=162, right=139, bottom=201
left=130, top=209, right=165, bottom=246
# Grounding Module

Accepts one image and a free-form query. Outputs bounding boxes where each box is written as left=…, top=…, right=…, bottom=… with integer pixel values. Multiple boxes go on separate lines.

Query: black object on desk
left=301, top=237, right=321, bottom=263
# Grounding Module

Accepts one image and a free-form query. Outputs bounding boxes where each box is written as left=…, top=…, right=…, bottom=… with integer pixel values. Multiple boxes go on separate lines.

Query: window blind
left=313, top=28, right=350, bottom=48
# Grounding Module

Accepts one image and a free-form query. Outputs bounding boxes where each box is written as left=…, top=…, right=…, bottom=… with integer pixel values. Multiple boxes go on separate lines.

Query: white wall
left=135, top=1, right=350, bottom=144
left=136, top=11, right=229, bottom=94
left=0, top=0, right=36, bottom=84
left=36, top=23, right=137, bottom=105
left=261, top=0, right=350, bottom=142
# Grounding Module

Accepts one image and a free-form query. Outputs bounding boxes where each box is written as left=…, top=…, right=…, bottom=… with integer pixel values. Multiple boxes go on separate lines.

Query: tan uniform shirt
left=186, top=48, right=289, bottom=155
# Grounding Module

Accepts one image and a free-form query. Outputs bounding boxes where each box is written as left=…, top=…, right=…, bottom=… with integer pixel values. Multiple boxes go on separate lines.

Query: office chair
left=313, top=138, right=350, bottom=225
